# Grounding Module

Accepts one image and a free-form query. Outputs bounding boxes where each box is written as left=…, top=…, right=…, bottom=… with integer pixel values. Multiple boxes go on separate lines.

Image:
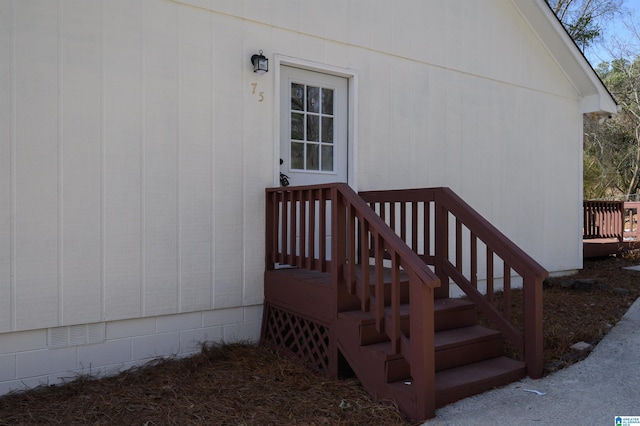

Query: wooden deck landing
left=583, top=238, right=640, bottom=258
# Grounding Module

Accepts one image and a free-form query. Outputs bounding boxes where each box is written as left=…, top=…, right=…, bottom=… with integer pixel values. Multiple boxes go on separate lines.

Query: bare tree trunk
left=626, top=125, right=640, bottom=196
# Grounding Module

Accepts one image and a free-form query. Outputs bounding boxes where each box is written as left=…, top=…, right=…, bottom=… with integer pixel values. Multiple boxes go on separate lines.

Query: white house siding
left=0, top=0, right=601, bottom=393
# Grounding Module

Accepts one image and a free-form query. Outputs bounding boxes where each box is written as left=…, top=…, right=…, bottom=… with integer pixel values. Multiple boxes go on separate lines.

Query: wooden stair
left=334, top=273, right=526, bottom=414
left=264, top=183, right=546, bottom=421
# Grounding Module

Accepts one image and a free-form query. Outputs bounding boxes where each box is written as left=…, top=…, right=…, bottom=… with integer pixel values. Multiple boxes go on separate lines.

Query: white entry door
left=280, top=66, right=348, bottom=186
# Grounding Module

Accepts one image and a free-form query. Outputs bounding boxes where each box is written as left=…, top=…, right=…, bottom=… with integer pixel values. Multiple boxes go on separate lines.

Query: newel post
left=523, top=274, right=544, bottom=378
left=265, top=190, right=276, bottom=271
left=433, top=190, right=450, bottom=299
left=328, top=186, right=347, bottom=378
left=409, top=270, right=436, bottom=420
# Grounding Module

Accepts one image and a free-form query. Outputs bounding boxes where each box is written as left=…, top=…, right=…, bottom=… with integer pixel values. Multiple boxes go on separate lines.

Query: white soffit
left=511, top=0, right=618, bottom=114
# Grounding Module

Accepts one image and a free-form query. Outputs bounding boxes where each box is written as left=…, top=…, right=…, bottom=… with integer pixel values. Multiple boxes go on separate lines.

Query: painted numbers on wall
left=251, top=83, right=264, bottom=102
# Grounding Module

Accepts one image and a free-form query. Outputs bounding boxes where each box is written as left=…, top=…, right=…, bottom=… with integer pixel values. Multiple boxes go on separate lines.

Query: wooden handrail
left=266, top=183, right=440, bottom=419
left=360, top=187, right=548, bottom=379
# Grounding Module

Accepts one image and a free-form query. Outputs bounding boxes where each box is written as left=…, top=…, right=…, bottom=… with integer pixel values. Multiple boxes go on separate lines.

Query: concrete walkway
left=424, top=297, right=640, bottom=425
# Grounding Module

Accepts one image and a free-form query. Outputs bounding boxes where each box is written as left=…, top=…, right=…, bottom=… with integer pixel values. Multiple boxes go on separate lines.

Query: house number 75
left=251, top=83, right=264, bottom=102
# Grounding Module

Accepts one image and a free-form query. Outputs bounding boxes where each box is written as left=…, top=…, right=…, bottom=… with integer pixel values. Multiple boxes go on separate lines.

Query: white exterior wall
left=0, top=305, right=262, bottom=394
left=0, top=0, right=588, bottom=392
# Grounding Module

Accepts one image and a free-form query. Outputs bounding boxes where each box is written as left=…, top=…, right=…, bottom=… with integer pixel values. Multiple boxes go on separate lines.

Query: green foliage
left=546, top=0, right=623, bottom=50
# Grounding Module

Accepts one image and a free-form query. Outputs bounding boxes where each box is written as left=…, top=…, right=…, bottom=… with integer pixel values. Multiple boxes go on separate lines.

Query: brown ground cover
left=0, top=255, right=639, bottom=425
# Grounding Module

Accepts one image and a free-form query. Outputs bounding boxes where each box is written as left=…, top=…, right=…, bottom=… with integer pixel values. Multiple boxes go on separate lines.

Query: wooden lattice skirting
left=260, top=303, right=331, bottom=374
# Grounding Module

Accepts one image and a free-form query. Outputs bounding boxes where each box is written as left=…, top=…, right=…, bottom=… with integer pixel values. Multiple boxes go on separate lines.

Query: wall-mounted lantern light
left=251, top=50, right=269, bottom=75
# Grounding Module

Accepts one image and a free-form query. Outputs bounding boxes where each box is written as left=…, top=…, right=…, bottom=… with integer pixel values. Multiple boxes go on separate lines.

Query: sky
left=584, top=1, right=640, bottom=67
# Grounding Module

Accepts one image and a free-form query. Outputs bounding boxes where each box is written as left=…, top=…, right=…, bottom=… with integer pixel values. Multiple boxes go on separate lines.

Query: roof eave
left=510, top=0, right=618, bottom=115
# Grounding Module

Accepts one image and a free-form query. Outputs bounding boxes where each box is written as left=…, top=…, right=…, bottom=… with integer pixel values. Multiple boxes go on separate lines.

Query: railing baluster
left=390, top=250, right=401, bottom=354
left=486, top=247, right=494, bottom=302
left=308, top=189, right=316, bottom=270
left=503, top=263, right=511, bottom=320
left=348, top=203, right=357, bottom=295
left=290, top=190, right=298, bottom=266
left=390, top=201, right=396, bottom=233
left=425, top=201, right=431, bottom=257
left=374, top=231, right=385, bottom=333
left=359, top=217, right=370, bottom=312
left=400, top=202, right=407, bottom=242
left=470, top=232, right=477, bottom=289
left=299, top=190, right=306, bottom=267
left=455, top=218, right=462, bottom=273
left=412, top=202, right=419, bottom=253
left=319, top=189, right=327, bottom=271
left=281, top=191, right=289, bottom=264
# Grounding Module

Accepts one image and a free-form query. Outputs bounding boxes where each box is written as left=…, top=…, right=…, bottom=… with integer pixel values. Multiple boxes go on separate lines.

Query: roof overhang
left=510, top=0, right=618, bottom=115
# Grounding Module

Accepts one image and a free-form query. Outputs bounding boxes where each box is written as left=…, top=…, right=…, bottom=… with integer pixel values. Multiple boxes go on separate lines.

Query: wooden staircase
left=335, top=279, right=526, bottom=415
left=261, top=184, right=547, bottom=422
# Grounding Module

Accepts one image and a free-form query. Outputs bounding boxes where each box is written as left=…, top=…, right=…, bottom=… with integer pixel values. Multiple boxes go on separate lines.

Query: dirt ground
left=0, top=254, right=639, bottom=425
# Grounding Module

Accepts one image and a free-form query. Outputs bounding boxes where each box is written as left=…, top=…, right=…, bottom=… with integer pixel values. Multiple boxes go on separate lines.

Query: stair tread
left=358, top=341, right=405, bottom=360
left=435, top=326, right=502, bottom=350
left=355, top=265, right=410, bottom=285
left=435, top=356, right=526, bottom=391
left=434, top=297, right=475, bottom=312
left=339, top=297, right=473, bottom=321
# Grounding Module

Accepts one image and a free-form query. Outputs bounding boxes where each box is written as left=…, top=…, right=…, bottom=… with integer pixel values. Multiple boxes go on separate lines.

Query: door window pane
left=321, top=145, right=333, bottom=171
left=291, top=113, right=304, bottom=140
left=291, top=142, right=304, bottom=169
left=306, top=144, right=319, bottom=170
left=307, top=115, right=319, bottom=142
left=307, top=86, right=319, bottom=113
left=291, top=83, right=304, bottom=111
left=321, top=117, right=333, bottom=143
left=321, top=88, right=333, bottom=115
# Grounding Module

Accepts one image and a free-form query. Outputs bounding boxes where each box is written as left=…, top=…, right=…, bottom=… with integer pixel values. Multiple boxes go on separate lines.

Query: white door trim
left=273, top=55, right=358, bottom=190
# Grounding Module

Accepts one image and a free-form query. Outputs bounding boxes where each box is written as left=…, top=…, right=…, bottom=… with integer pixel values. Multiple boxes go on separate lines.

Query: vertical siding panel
left=13, top=1, right=59, bottom=330
left=391, top=60, right=410, bottom=184
left=103, top=0, right=143, bottom=320
left=390, top=2, right=411, bottom=59
left=370, top=1, right=391, bottom=54
left=347, top=0, right=371, bottom=48
left=60, top=0, right=103, bottom=325
left=178, top=6, right=212, bottom=312
left=0, top=1, right=12, bottom=332
left=409, top=61, right=429, bottom=187
left=212, top=14, right=243, bottom=309
left=242, top=23, right=272, bottom=306
left=143, top=0, right=180, bottom=316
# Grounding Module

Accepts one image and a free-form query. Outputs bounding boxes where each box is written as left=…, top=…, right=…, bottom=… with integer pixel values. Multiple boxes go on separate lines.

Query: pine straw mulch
left=1, top=254, right=640, bottom=425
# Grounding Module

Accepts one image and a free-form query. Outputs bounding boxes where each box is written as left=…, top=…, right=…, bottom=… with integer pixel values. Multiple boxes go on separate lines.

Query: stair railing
left=266, top=183, right=441, bottom=419
left=359, top=187, right=548, bottom=378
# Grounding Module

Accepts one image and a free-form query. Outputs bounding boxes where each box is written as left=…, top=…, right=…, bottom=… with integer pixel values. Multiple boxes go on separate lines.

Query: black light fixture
left=251, top=50, right=268, bottom=75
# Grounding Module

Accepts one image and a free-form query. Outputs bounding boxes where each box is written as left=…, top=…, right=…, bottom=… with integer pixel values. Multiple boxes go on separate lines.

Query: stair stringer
left=333, top=313, right=423, bottom=421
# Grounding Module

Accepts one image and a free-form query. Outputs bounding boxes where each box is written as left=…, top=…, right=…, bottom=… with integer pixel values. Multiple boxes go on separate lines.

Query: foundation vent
left=48, top=323, right=106, bottom=348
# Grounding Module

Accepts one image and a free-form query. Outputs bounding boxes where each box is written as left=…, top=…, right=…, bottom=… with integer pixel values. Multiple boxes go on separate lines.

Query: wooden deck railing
left=624, top=202, right=640, bottom=240
left=583, top=200, right=640, bottom=241
left=583, top=200, right=625, bottom=240
left=359, top=187, right=548, bottom=378
left=265, top=183, right=441, bottom=419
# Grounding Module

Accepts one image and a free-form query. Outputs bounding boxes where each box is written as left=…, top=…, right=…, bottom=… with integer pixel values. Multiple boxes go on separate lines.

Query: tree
left=546, top=0, right=624, bottom=50
left=584, top=57, right=640, bottom=199
left=547, top=0, right=633, bottom=199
